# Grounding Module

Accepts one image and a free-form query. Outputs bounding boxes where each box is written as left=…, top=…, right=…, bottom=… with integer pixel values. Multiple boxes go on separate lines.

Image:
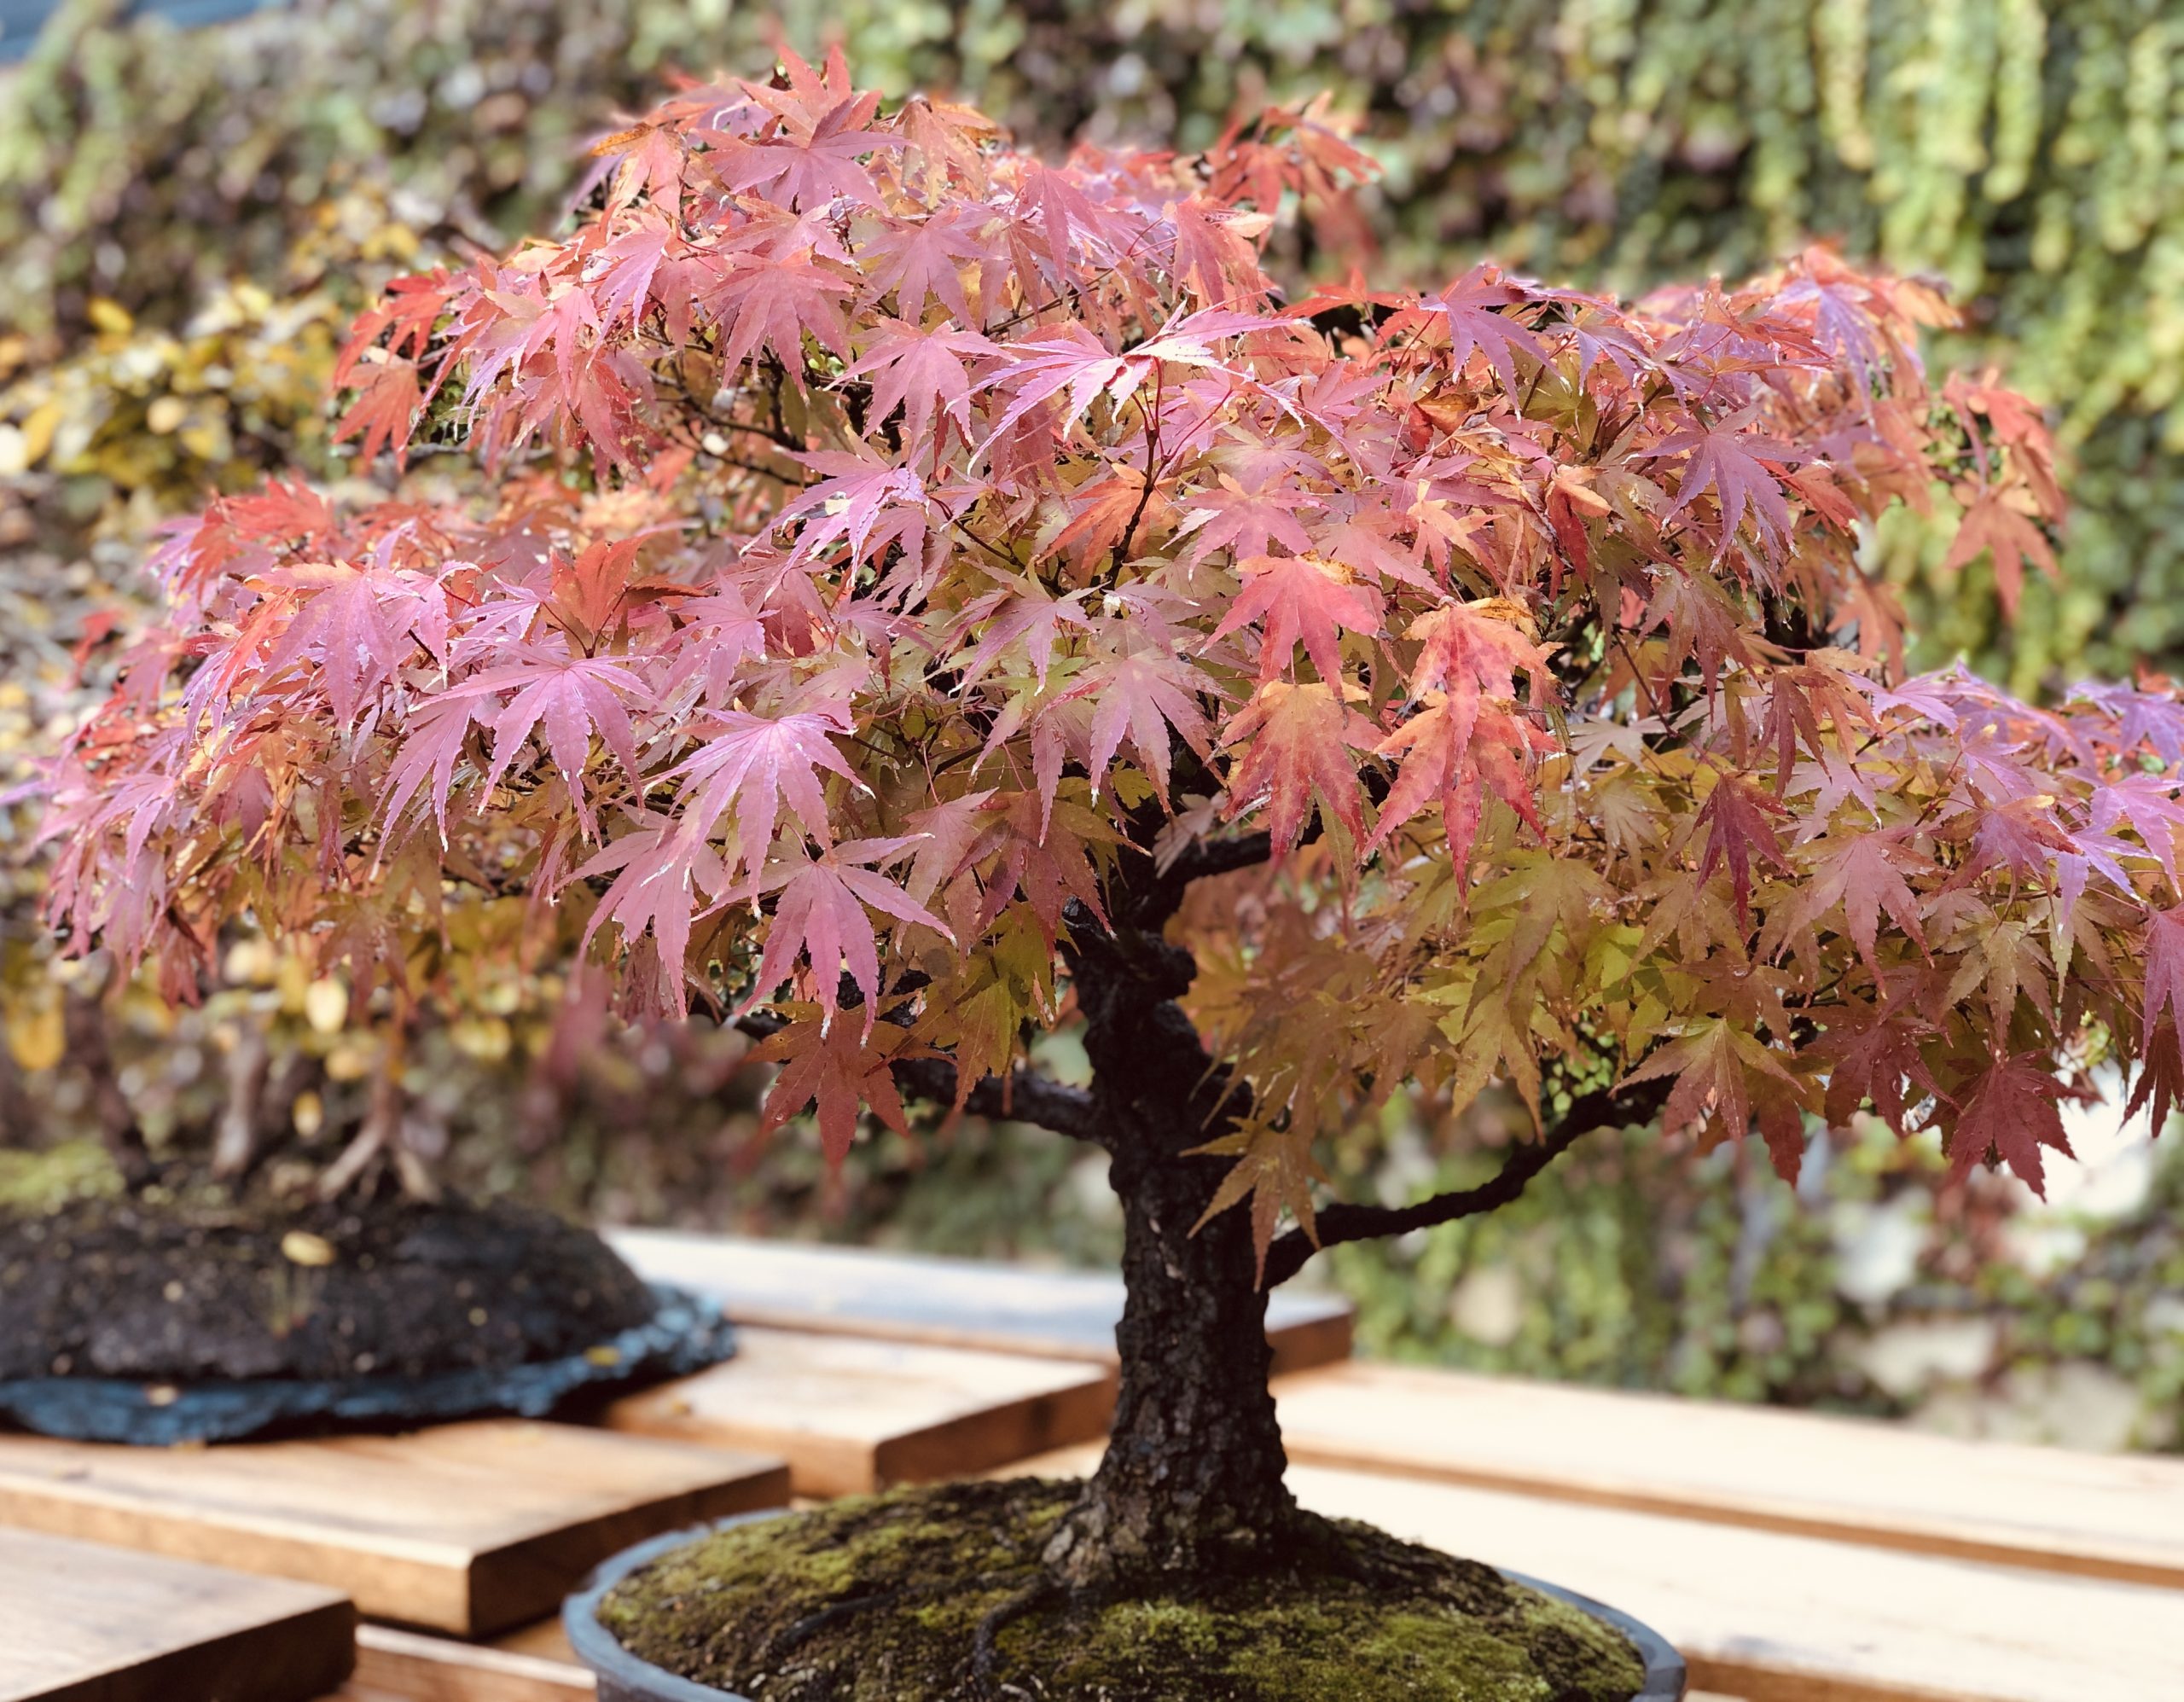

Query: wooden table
left=1272, top=1359, right=2184, bottom=1590
left=603, top=1325, right=1113, bottom=1497
left=606, top=1228, right=1354, bottom=1374
left=0, top=1528, right=354, bottom=1702
left=0, top=1420, right=787, bottom=1638
left=1002, top=1442, right=2184, bottom=1702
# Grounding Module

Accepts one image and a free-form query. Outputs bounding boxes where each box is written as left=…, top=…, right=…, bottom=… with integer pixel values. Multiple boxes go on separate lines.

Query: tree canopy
left=38, top=51, right=2176, bottom=1271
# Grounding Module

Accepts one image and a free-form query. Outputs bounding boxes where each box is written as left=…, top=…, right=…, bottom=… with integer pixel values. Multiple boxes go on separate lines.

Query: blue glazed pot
left=563, top=1511, right=1688, bottom=1702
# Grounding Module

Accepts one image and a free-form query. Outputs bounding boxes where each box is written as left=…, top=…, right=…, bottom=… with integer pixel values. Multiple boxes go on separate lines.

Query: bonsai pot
left=563, top=1507, right=1689, bottom=1702
left=0, top=1172, right=734, bottom=1443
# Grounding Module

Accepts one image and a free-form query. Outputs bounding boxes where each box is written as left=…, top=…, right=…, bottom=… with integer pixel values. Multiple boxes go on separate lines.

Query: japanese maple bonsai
left=40, top=48, right=2176, bottom=1696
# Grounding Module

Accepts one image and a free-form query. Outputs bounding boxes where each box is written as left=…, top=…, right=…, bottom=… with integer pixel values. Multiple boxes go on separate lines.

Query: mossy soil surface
left=596, top=1480, right=1647, bottom=1701
left=0, top=1159, right=655, bottom=1381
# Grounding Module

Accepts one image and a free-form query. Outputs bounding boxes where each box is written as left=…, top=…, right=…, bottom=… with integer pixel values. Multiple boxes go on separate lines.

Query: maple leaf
left=1693, top=774, right=1795, bottom=928
left=333, top=358, right=424, bottom=469
left=1220, top=681, right=1377, bottom=857
left=588, top=220, right=676, bottom=328
left=1808, top=997, right=1932, bottom=1134
left=714, top=87, right=903, bottom=211
left=700, top=249, right=853, bottom=376
left=445, top=653, right=646, bottom=826
left=667, top=708, right=861, bottom=881
left=778, top=450, right=931, bottom=574
left=1209, top=554, right=1381, bottom=686
left=1781, top=831, right=1931, bottom=973
left=574, top=815, right=731, bottom=1009
left=1941, top=483, right=2060, bottom=616
left=1067, top=649, right=1217, bottom=805
left=977, top=323, right=1137, bottom=453
left=1368, top=697, right=1549, bottom=869
left=256, top=561, right=448, bottom=728
left=2142, top=905, right=2184, bottom=1051
left=1418, top=264, right=1548, bottom=397
left=1943, top=1054, right=2077, bottom=1197
left=748, top=841, right=951, bottom=1036
left=860, top=206, right=990, bottom=327
left=845, top=319, right=998, bottom=450
left=753, top=1008, right=920, bottom=1164
left=1633, top=408, right=1804, bottom=556
left=1188, top=1120, right=1327, bottom=1285
left=1174, top=479, right=1321, bottom=566
left=1623, top=1019, right=1809, bottom=1156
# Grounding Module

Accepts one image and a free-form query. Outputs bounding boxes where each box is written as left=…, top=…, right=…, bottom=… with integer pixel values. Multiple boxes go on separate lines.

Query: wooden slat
left=0, top=1421, right=788, bottom=1638
left=1000, top=1444, right=2184, bottom=1702
left=1272, top=1361, right=2184, bottom=1591
left=606, top=1229, right=1352, bottom=1374
left=349, top=1626, right=590, bottom=1702
left=603, top=1325, right=1113, bottom=1496
left=0, top=1528, right=354, bottom=1702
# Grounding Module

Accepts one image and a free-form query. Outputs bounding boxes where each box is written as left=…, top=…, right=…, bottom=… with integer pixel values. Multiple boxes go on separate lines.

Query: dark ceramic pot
left=563, top=1511, right=1688, bottom=1702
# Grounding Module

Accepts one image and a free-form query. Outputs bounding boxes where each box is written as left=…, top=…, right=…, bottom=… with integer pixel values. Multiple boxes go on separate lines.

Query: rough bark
left=1042, top=914, right=1297, bottom=1589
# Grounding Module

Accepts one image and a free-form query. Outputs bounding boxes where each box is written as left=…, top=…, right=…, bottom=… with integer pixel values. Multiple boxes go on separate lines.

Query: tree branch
left=733, top=1011, right=1101, bottom=1145
left=1259, top=1076, right=1674, bottom=1287
left=1118, top=830, right=1274, bottom=931
left=892, top=1054, right=1102, bottom=1144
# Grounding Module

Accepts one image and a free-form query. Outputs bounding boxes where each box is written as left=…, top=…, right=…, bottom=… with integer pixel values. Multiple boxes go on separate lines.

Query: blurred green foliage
left=3, top=0, right=2181, bottom=1441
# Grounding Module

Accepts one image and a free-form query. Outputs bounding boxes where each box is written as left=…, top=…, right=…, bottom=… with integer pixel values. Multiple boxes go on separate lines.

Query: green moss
left=0, top=1141, right=121, bottom=1214
left=596, top=1480, right=1647, bottom=1701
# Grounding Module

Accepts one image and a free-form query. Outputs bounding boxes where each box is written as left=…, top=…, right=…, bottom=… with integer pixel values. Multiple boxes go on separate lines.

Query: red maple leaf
left=333, top=359, right=424, bottom=469
left=1209, top=554, right=1381, bottom=686
left=669, top=708, right=860, bottom=882
left=1693, top=774, right=1795, bottom=928
left=715, top=89, right=902, bottom=212
left=1944, top=1054, right=2076, bottom=1196
left=1417, top=264, right=1548, bottom=396
left=753, top=1011, right=921, bottom=1164
left=1220, top=681, right=1376, bottom=857
left=749, top=840, right=950, bottom=1034
left=700, top=249, right=853, bottom=376
left=1942, top=483, right=2060, bottom=616
left=1635, top=407, right=1804, bottom=556
left=846, top=319, right=998, bottom=450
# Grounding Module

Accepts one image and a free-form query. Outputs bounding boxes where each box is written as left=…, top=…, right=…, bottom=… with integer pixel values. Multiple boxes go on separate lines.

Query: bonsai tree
left=39, top=47, right=2176, bottom=1693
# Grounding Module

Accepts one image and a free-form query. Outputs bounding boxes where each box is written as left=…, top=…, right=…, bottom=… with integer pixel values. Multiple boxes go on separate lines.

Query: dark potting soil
left=595, top=1479, right=1648, bottom=1702
left=0, top=1171, right=658, bottom=1383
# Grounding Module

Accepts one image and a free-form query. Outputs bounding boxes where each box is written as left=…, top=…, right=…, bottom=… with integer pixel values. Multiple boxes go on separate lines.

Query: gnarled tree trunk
left=1043, top=917, right=1297, bottom=1589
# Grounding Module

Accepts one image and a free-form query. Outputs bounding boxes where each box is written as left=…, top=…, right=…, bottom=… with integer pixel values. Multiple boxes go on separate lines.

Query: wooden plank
left=0, top=1528, right=354, bottom=1702
left=603, top=1325, right=1114, bottom=1496
left=999, top=1444, right=2184, bottom=1702
left=350, top=1626, right=590, bottom=1702
left=606, top=1229, right=1352, bottom=1374
left=0, top=1421, right=788, bottom=1638
left=1271, top=1361, right=2184, bottom=1591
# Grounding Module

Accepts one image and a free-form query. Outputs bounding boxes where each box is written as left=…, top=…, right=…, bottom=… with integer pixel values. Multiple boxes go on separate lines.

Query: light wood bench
left=1000, top=1443, right=2184, bottom=1702
left=0, top=1420, right=787, bottom=1638
left=346, top=1624, right=590, bottom=1701
left=1271, top=1360, right=2184, bottom=1590
left=602, top=1325, right=1113, bottom=1497
left=0, top=1528, right=354, bottom=1702
left=605, top=1228, right=1353, bottom=1374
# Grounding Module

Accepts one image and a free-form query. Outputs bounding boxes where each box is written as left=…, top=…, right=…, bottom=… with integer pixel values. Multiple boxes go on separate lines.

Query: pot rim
left=563, top=1508, right=1687, bottom=1702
